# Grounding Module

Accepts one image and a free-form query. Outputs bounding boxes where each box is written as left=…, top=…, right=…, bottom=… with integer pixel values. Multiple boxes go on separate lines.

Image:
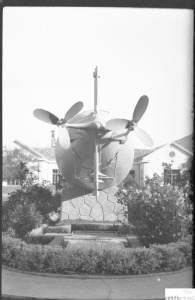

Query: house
left=3, top=139, right=60, bottom=186
left=3, top=134, right=193, bottom=188
left=131, top=134, right=193, bottom=186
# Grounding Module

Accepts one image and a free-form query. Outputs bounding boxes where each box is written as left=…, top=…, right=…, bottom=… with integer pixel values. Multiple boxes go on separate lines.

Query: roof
left=134, top=145, right=163, bottom=162
left=33, top=147, right=56, bottom=161
left=134, top=134, right=193, bottom=162
left=134, top=149, right=151, bottom=159
left=173, top=134, right=193, bottom=153
left=14, top=139, right=50, bottom=162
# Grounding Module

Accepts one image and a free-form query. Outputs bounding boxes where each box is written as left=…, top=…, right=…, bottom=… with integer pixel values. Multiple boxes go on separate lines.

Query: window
left=52, top=169, right=62, bottom=185
left=164, top=169, right=180, bottom=185
left=7, top=179, right=16, bottom=185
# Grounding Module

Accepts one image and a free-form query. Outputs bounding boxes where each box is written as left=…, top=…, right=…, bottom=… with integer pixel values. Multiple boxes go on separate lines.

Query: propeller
left=33, top=109, right=59, bottom=125
left=133, top=126, right=153, bottom=147
left=33, top=101, right=83, bottom=149
left=132, top=95, right=149, bottom=123
left=64, top=101, right=83, bottom=123
left=58, top=125, right=70, bottom=149
left=105, top=95, right=153, bottom=147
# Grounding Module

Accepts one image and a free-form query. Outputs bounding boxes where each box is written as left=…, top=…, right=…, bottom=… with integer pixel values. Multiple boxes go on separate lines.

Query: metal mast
left=93, top=66, right=99, bottom=196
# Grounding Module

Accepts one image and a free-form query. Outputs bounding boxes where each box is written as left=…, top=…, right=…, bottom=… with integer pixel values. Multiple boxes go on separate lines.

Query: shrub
left=5, top=203, right=43, bottom=239
left=2, top=178, right=60, bottom=239
left=45, top=225, right=71, bottom=234
left=24, top=235, right=55, bottom=245
left=67, top=222, right=131, bottom=234
left=7, top=179, right=56, bottom=222
left=2, top=233, right=192, bottom=275
left=118, top=174, right=192, bottom=247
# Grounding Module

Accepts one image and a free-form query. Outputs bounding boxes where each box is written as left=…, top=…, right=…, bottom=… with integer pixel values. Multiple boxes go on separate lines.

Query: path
left=2, top=267, right=192, bottom=300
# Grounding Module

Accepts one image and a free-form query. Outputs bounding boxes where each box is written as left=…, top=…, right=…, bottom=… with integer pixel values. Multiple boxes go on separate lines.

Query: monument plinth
left=61, top=186, right=125, bottom=222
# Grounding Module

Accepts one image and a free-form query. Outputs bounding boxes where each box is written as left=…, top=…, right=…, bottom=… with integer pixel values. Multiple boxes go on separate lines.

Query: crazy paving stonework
left=61, top=186, right=125, bottom=222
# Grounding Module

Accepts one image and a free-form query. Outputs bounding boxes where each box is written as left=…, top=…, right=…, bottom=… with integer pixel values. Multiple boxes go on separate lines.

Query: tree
left=3, top=148, right=36, bottom=185
left=180, top=157, right=193, bottom=186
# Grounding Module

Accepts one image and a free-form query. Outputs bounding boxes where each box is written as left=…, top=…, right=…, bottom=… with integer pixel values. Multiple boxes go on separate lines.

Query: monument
left=33, top=67, right=153, bottom=222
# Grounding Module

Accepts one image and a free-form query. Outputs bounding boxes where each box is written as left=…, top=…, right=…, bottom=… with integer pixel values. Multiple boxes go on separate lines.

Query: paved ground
left=2, top=267, right=193, bottom=300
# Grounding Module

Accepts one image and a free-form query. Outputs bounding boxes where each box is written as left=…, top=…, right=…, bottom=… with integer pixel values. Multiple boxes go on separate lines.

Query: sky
left=3, top=7, right=193, bottom=149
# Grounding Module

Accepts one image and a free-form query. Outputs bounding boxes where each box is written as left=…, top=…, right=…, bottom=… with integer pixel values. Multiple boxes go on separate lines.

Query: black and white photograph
left=2, top=3, right=194, bottom=300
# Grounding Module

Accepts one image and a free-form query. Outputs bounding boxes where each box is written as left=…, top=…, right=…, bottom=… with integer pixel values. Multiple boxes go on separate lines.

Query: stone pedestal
left=61, top=186, right=125, bottom=222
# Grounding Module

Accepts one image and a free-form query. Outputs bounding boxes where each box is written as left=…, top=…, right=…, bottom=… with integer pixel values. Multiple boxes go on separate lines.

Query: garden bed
left=2, top=233, right=192, bottom=275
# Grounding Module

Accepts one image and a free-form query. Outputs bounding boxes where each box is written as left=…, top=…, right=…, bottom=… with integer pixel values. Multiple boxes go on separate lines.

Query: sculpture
left=33, top=67, right=153, bottom=197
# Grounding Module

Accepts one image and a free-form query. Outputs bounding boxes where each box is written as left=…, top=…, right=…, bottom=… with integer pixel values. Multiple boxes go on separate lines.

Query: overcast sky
left=3, top=7, right=193, bottom=149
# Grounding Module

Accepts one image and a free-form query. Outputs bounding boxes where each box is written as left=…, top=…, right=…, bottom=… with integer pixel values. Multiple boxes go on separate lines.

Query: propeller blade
left=64, top=101, right=84, bottom=122
left=105, top=119, right=129, bottom=131
left=58, top=126, right=70, bottom=149
left=132, top=95, right=149, bottom=123
left=134, top=127, right=153, bottom=147
left=33, top=109, right=59, bottom=125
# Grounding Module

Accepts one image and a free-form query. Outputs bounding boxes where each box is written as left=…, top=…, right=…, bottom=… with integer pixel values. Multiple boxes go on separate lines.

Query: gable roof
left=173, top=134, right=193, bottom=153
left=13, top=139, right=50, bottom=162
left=33, top=147, right=56, bottom=161
left=134, top=134, right=193, bottom=162
left=134, top=145, right=163, bottom=162
left=134, top=149, right=151, bottom=160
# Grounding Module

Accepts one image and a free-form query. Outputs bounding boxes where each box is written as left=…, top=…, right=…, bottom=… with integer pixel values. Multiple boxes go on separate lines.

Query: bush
left=5, top=203, right=43, bottom=239
left=2, top=233, right=192, bottom=275
left=44, top=225, right=71, bottom=234
left=2, top=178, right=60, bottom=239
left=69, top=222, right=131, bottom=234
left=118, top=174, right=192, bottom=247
left=7, top=179, right=56, bottom=222
left=24, top=235, right=55, bottom=245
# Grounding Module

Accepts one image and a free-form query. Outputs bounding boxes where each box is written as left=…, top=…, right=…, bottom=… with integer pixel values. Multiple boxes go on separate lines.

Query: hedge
left=2, top=234, right=192, bottom=275
left=25, top=235, right=55, bottom=245
left=44, top=225, right=71, bottom=234
left=57, top=220, right=132, bottom=234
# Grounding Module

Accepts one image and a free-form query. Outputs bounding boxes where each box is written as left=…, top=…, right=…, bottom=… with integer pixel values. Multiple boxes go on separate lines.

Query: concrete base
left=61, top=186, right=125, bottom=222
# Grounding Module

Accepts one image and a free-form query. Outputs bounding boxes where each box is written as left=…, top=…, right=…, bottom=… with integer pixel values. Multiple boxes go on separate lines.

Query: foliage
left=117, top=173, right=192, bottom=247
left=6, top=178, right=56, bottom=222
left=44, top=225, right=71, bottom=234
left=25, top=235, right=55, bottom=245
left=3, top=147, right=36, bottom=184
left=2, top=233, right=192, bottom=275
left=119, top=173, right=139, bottom=190
left=70, top=222, right=130, bottom=233
left=55, top=177, right=73, bottom=191
left=180, top=157, right=193, bottom=186
left=2, top=178, right=59, bottom=239
left=7, top=203, right=43, bottom=239
left=51, top=191, right=62, bottom=208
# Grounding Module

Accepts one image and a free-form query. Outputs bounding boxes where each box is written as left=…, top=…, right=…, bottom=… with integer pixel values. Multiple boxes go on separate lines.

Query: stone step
left=64, top=235, right=128, bottom=242
left=66, top=239, right=125, bottom=250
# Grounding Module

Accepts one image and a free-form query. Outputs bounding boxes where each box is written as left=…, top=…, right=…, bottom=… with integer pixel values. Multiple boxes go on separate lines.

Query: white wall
left=38, top=160, right=58, bottom=183
left=144, top=144, right=190, bottom=179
